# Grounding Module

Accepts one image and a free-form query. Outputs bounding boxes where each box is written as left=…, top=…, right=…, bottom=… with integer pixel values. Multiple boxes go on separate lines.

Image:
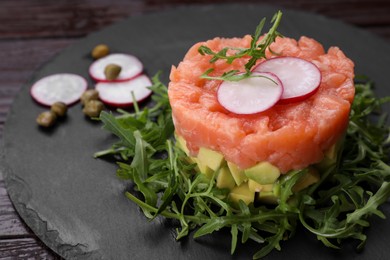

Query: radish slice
left=95, top=74, right=152, bottom=107
left=217, top=72, right=283, bottom=115
left=89, top=53, right=143, bottom=82
left=30, top=73, right=88, bottom=106
left=253, top=57, right=321, bottom=103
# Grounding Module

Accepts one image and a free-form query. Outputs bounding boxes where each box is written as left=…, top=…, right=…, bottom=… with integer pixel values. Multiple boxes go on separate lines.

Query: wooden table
left=0, top=0, right=389, bottom=258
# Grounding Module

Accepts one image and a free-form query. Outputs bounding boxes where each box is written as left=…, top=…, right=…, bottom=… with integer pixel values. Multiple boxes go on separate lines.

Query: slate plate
left=1, top=4, right=390, bottom=260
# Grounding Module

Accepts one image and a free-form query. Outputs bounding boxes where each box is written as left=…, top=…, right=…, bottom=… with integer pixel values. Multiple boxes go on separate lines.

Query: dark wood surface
left=0, top=0, right=389, bottom=258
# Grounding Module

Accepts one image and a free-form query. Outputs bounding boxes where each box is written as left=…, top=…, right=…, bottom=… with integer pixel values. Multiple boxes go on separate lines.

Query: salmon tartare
left=168, top=35, right=354, bottom=200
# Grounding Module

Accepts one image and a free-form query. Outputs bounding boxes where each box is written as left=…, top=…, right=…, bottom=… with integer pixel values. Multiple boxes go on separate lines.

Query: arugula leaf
left=99, top=111, right=136, bottom=148
left=131, top=131, right=152, bottom=181
left=252, top=226, right=284, bottom=259
left=198, top=11, right=283, bottom=81
left=347, top=181, right=390, bottom=223
left=193, top=217, right=227, bottom=238
left=230, top=224, right=238, bottom=254
left=154, top=141, right=180, bottom=218
left=96, top=72, right=390, bottom=258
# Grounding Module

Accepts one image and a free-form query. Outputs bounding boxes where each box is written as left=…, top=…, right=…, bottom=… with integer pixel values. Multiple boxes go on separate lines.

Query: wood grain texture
left=0, top=0, right=389, bottom=40
left=0, top=180, right=30, bottom=236
left=0, top=238, right=59, bottom=259
left=0, top=0, right=146, bottom=39
left=146, top=0, right=390, bottom=30
left=0, top=179, right=59, bottom=258
left=0, top=0, right=389, bottom=258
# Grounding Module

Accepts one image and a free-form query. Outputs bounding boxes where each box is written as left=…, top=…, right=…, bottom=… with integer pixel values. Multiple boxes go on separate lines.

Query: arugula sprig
left=296, top=79, right=390, bottom=250
left=198, top=11, right=283, bottom=81
left=96, top=74, right=390, bottom=259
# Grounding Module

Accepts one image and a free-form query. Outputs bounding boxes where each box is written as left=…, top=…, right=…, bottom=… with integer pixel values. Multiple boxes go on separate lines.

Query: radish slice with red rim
left=217, top=72, right=283, bottom=115
left=30, top=73, right=88, bottom=106
left=89, top=53, right=143, bottom=82
left=253, top=57, right=321, bottom=103
left=95, top=74, right=152, bottom=108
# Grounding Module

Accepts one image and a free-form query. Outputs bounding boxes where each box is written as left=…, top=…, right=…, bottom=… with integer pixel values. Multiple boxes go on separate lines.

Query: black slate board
left=2, top=4, right=390, bottom=260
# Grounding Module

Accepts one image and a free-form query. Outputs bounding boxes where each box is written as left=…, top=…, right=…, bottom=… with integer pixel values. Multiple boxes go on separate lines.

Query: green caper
left=80, top=89, right=99, bottom=105
left=83, top=100, right=105, bottom=118
left=104, top=64, right=122, bottom=80
left=36, top=111, right=57, bottom=127
left=50, top=102, right=67, bottom=117
left=91, top=44, right=109, bottom=59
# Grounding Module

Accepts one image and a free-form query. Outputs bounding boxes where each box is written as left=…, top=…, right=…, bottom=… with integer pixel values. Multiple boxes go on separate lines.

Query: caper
left=83, top=100, right=105, bottom=118
left=104, top=64, right=121, bottom=80
left=50, top=102, right=67, bottom=117
left=91, top=44, right=109, bottom=59
left=36, top=111, right=57, bottom=127
left=80, top=89, right=99, bottom=105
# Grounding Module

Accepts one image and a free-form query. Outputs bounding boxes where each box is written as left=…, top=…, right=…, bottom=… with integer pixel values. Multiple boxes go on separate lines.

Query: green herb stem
left=95, top=57, right=390, bottom=260
left=198, top=11, right=283, bottom=81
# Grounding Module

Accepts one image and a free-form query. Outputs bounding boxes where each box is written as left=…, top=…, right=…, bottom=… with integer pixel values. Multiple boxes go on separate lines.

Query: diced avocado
left=194, top=158, right=213, bottom=179
left=216, top=166, right=236, bottom=190
left=316, top=136, right=345, bottom=171
left=229, top=182, right=254, bottom=206
left=255, top=182, right=280, bottom=204
left=316, top=157, right=335, bottom=171
left=273, top=182, right=281, bottom=197
left=175, top=133, right=190, bottom=156
left=197, top=147, right=224, bottom=171
left=248, top=179, right=273, bottom=193
left=325, top=144, right=337, bottom=160
left=187, top=157, right=197, bottom=164
left=227, top=161, right=247, bottom=186
left=316, top=145, right=337, bottom=170
left=244, top=161, right=280, bottom=185
left=257, top=191, right=279, bottom=204
left=292, top=168, right=320, bottom=192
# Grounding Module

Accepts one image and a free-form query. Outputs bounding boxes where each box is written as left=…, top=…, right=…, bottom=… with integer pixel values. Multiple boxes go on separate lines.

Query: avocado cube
left=227, top=161, right=247, bottom=186
left=248, top=179, right=273, bottom=193
left=244, top=161, right=280, bottom=185
left=292, top=168, right=320, bottom=192
left=316, top=157, right=335, bottom=171
left=257, top=191, right=279, bottom=204
left=317, top=137, right=345, bottom=171
left=229, top=182, right=255, bottom=206
left=194, top=158, right=213, bottom=179
left=316, top=145, right=337, bottom=171
left=325, top=144, right=337, bottom=160
left=197, top=147, right=224, bottom=171
left=175, top=135, right=198, bottom=165
left=216, top=166, right=236, bottom=190
left=255, top=182, right=281, bottom=205
left=272, top=182, right=281, bottom=197
left=175, top=133, right=190, bottom=156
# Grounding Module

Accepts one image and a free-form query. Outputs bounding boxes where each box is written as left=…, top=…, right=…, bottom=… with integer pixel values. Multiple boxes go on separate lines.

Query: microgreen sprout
left=198, top=11, right=283, bottom=81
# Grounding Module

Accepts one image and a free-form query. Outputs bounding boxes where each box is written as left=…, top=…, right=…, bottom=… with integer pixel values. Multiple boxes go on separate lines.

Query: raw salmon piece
left=168, top=36, right=354, bottom=173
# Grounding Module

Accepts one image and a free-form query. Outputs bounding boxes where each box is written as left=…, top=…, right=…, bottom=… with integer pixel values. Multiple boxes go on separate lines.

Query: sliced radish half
left=217, top=72, right=283, bottom=115
left=253, top=57, right=321, bottom=103
left=30, top=73, right=88, bottom=106
left=89, top=53, right=143, bottom=82
left=95, top=74, right=152, bottom=107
